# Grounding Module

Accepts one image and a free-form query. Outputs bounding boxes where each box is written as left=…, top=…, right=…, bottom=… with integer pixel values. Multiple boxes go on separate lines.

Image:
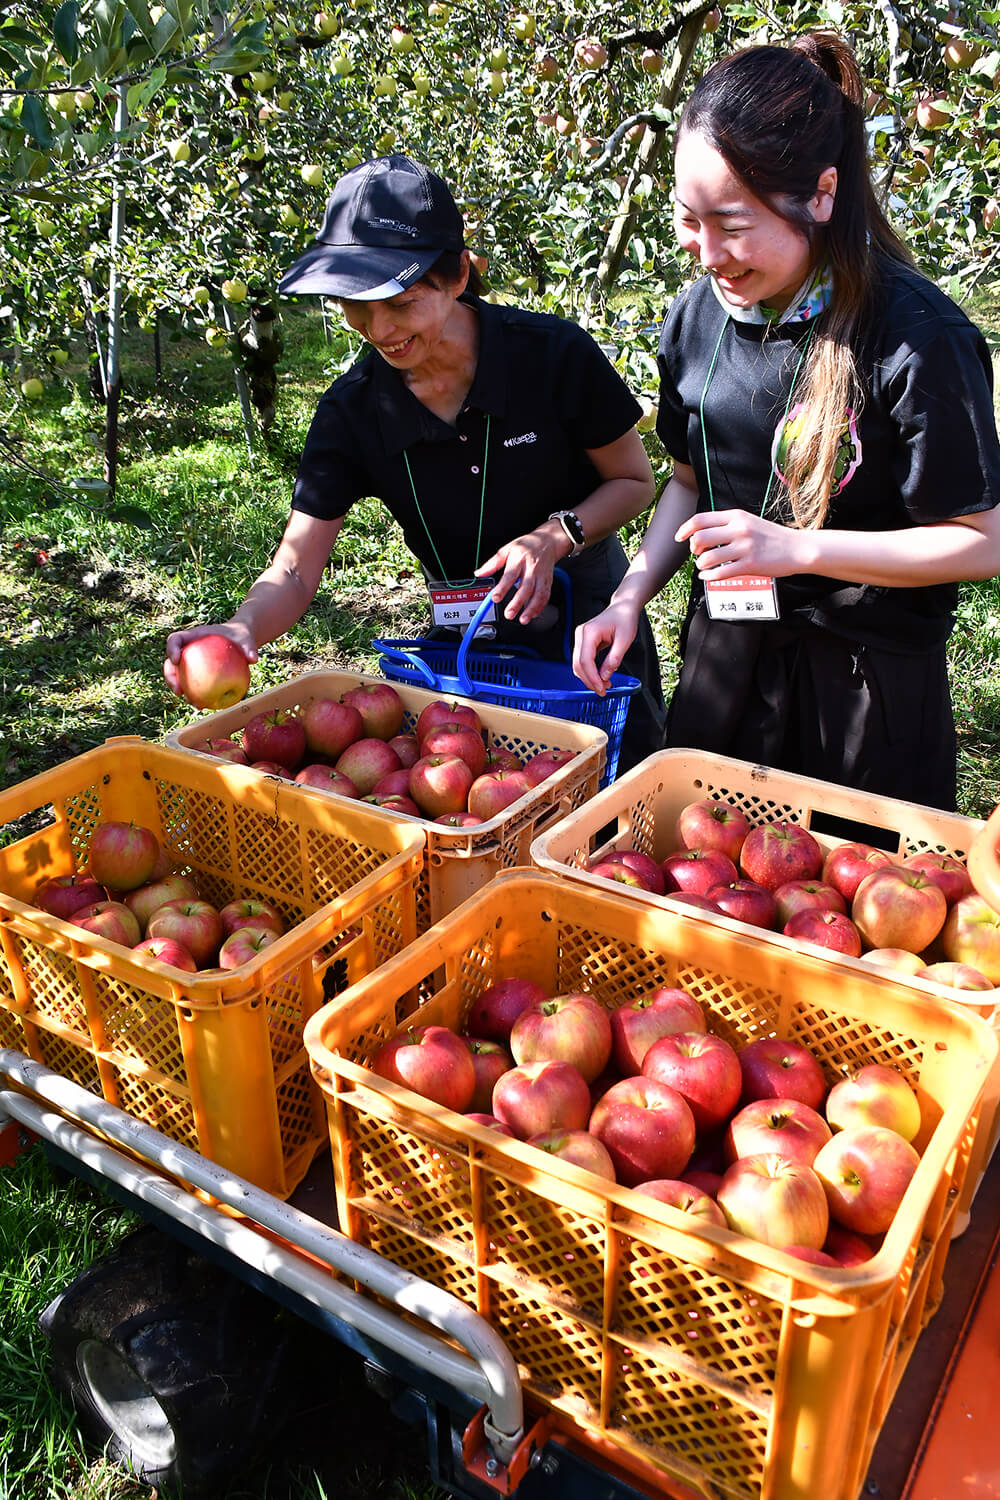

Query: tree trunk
left=237, top=301, right=283, bottom=432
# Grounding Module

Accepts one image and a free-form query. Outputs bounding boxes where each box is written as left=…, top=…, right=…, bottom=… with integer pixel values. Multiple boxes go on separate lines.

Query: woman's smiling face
left=672, top=129, right=835, bottom=313
left=338, top=266, right=467, bottom=373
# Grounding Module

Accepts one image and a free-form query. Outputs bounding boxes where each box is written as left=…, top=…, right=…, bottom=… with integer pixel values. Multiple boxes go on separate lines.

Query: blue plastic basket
left=373, top=570, right=639, bottom=786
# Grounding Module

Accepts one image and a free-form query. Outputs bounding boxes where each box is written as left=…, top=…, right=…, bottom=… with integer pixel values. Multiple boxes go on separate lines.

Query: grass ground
left=1, top=293, right=998, bottom=1500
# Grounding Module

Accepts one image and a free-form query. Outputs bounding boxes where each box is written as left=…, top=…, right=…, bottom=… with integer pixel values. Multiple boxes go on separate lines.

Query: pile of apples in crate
left=371, top=978, right=923, bottom=1263
left=590, top=798, right=1000, bottom=991
left=33, top=822, right=286, bottom=973
left=192, top=681, right=574, bottom=824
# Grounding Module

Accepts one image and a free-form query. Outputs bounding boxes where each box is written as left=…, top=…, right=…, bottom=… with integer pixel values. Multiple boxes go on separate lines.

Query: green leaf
left=71, top=477, right=112, bottom=495
left=0, top=25, right=42, bottom=44
left=53, top=1, right=80, bottom=65
left=19, top=95, right=53, bottom=150
left=109, top=504, right=153, bottom=527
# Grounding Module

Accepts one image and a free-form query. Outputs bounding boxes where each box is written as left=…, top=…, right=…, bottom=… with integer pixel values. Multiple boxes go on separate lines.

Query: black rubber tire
left=39, top=1225, right=304, bottom=1498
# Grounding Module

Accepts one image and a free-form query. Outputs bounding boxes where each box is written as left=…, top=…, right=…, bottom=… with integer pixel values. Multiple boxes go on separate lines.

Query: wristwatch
left=548, top=509, right=587, bottom=557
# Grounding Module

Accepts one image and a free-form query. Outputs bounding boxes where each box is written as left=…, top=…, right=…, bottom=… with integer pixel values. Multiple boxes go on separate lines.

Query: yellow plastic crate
left=530, top=748, right=1000, bottom=1222
left=0, top=738, right=425, bottom=1198
left=165, top=668, right=606, bottom=927
left=303, top=870, right=996, bottom=1500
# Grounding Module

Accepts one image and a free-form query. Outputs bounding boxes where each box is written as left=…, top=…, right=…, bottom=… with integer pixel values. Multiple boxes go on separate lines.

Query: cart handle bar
left=0, top=1050, right=524, bottom=1460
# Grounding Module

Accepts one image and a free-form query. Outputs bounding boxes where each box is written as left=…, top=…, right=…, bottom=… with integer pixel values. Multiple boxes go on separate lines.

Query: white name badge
left=427, top=579, right=497, bottom=632
left=704, top=575, right=780, bottom=621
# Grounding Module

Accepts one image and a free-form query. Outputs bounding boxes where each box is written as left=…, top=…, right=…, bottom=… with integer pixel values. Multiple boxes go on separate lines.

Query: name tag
left=427, top=578, right=497, bottom=632
left=704, top=575, right=780, bottom=621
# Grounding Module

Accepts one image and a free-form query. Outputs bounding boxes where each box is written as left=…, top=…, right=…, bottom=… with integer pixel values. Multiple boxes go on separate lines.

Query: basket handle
left=372, top=640, right=442, bottom=691
left=455, top=567, right=573, bottom=698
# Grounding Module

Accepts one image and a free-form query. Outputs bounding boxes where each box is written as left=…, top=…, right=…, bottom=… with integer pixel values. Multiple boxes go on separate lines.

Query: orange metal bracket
left=461, top=1405, right=555, bottom=1494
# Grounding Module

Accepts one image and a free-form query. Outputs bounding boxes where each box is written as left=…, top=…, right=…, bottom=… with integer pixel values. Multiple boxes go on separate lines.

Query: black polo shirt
left=291, top=295, right=642, bottom=581
left=656, top=257, right=1000, bottom=650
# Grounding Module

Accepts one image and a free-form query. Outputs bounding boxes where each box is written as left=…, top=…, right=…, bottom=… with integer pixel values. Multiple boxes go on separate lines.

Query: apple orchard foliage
left=2, top=0, right=999, bottom=411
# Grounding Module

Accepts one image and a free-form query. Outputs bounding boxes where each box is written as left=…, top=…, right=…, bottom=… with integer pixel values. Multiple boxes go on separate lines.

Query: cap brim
left=277, top=243, right=445, bottom=299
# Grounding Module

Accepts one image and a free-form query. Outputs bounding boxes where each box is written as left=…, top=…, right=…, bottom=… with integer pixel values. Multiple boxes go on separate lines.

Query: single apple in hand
left=739, top=820, right=823, bottom=892
left=783, top=908, right=863, bottom=957
left=724, top=1098, right=832, bottom=1167
left=852, top=866, right=947, bottom=954
left=675, top=797, right=751, bottom=863
left=492, top=1059, right=592, bottom=1138
left=510, top=992, right=612, bottom=1083
left=527, top=1128, right=617, bottom=1181
left=88, top=821, right=161, bottom=892
left=821, top=842, right=893, bottom=904
left=641, top=1031, right=742, bottom=1133
left=371, top=1024, right=476, bottom=1112
left=588, top=1076, right=696, bottom=1186
left=812, top=1125, right=919, bottom=1235
left=824, top=1064, right=921, bottom=1141
left=737, top=1036, right=827, bottom=1110
left=176, top=633, right=250, bottom=710
left=717, top=1153, right=829, bottom=1250
left=466, top=977, right=550, bottom=1042
left=610, top=986, right=706, bottom=1075
left=631, top=1177, right=727, bottom=1228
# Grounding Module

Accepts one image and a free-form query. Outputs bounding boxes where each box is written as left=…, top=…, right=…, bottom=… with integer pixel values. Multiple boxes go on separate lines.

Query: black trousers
left=664, top=595, right=957, bottom=811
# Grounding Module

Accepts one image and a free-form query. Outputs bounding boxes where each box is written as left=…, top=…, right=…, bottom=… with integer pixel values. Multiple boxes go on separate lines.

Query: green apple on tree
left=20, top=378, right=44, bottom=399
left=37, top=217, right=58, bottom=238
left=250, top=70, right=278, bottom=91
left=333, top=52, right=354, bottom=75
left=512, top=13, right=536, bottom=41
left=74, top=90, right=95, bottom=112
left=242, top=141, right=266, bottom=160
left=277, top=90, right=293, bottom=108
left=279, top=204, right=301, bottom=226
left=489, top=46, right=509, bottom=70
left=376, top=129, right=396, bottom=154
left=221, top=278, right=248, bottom=302
left=341, top=148, right=363, bottom=169
left=390, top=26, right=414, bottom=53
left=53, top=91, right=78, bottom=118
left=314, top=11, right=340, bottom=36
left=205, top=326, right=229, bottom=347
left=428, top=1, right=449, bottom=21
left=487, top=70, right=506, bottom=96
left=301, top=163, right=324, bottom=186
left=412, top=71, right=431, bottom=96
left=373, top=73, right=398, bottom=96
left=167, top=139, right=191, bottom=162
left=191, top=285, right=211, bottom=304
left=462, top=66, right=477, bottom=86
left=50, top=349, right=70, bottom=365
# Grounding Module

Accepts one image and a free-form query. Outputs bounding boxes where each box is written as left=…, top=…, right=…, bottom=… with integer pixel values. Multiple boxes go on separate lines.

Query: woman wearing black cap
left=164, top=155, right=665, bottom=771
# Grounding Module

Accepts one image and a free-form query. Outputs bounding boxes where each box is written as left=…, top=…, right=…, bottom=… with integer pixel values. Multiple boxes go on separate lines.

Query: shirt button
left=471, top=465, right=480, bottom=474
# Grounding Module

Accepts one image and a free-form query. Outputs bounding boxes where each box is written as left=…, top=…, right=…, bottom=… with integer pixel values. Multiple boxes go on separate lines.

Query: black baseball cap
left=278, top=155, right=465, bottom=300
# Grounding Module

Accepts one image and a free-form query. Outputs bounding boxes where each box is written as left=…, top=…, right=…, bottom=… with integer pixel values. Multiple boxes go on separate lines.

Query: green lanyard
left=402, top=413, right=491, bottom=585
left=699, top=317, right=816, bottom=517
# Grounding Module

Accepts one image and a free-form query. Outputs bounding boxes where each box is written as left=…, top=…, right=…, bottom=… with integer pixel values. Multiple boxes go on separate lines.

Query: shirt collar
left=373, top=293, right=507, bottom=455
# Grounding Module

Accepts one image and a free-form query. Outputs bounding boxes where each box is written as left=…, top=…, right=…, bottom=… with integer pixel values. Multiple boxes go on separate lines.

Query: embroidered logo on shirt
left=503, top=431, right=538, bottom=448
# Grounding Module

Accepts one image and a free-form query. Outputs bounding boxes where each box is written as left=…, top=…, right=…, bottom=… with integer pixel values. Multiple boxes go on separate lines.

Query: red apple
left=631, top=1178, right=727, bottom=1228
left=821, top=842, right=894, bottom=904
left=132, top=935, right=199, bottom=972
left=921, top=960, right=995, bottom=991
left=823, top=1223, right=878, bottom=1266
left=737, top=1037, right=827, bottom=1110
left=527, top=1128, right=617, bottom=1181
left=218, top=924, right=281, bottom=969
left=661, top=847, right=739, bottom=897
left=241, top=710, right=307, bottom=771
left=466, top=977, right=550, bottom=1042
left=784, top=1245, right=841, bottom=1266
left=668, top=892, right=723, bottom=914
left=364, top=793, right=422, bottom=817
left=371, top=1024, right=476, bottom=1112
left=147, top=898, right=223, bottom=968
left=88, top=821, right=161, bottom=892
left=587, top=857, right=659, bottom=894
left=783, top=908, right=863, bottom=957
left=74, top=900, right=142, bottom=947
left=812, top=1125, right=919, bottom=1235
left=724, top=1098, right=832, bottom=1168
left=852, top=866, right=948, bottom=953
left=860, top=948, right=929, bottom=977
left=705, top=879, right=778, bottom=929
left=300, top=697, right=364, bottom=760
left=434, top=811, right=482, bottom=827
left=680, top=1168, right=723, bottom=1198
left=387, top=732, right=421, bottom=769
left=587, top=1076, right=696, bottom=1186
left=251, top=760, right=291, bottom=776
left=717, top=1154, right=829, bottom=1250
left=176, top=633, right=251, bottom=710
left=340, top=682, right=406, bottom=741
left=609, top=987, right=706, bottom=1075
left=590, top=852, right=668, bottom=894
left=197, top=737, right=250, bottom=765
left=415, top=698, right=483, bottom=743
left=940, top=893, right=1000, bottom=984
left=295, top=764, right=361, bottom=797
left=124, top=873, right=201, bottom=934
left=825, top=1064, right=920, bottom=1141
left=484, top=747, right=523, bottom=773
left=641, top=1031, right=742, bottom=1134
left=466, top=768, right=532, bottom=821
left=510, top=992, right=612, bottom=1084
left=34, top=873, right=107, bottom=920
left=371, top=768, right=414, bottom=798
left=336, top=738, right=403, bottom=797
left=739, top=820, right=823, bottom=892
left=903, top=851, right=972, bottom=907
left=461, top=1036, right=514, bottom=1113
left=521, top=747, right=577, bottom=787
left=408, top=754, right=475, bottom=818
left=420, top=722, right=487, bottom=778
left=464, top=1113, right=515, bottom=1137
left=492, top=1059, right=592, bottom=1139
left=675, top=798, right=751, bottom=863
left=219, top=897, right=285, bottom=939
left=773, top=880, right=846, bottom=927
